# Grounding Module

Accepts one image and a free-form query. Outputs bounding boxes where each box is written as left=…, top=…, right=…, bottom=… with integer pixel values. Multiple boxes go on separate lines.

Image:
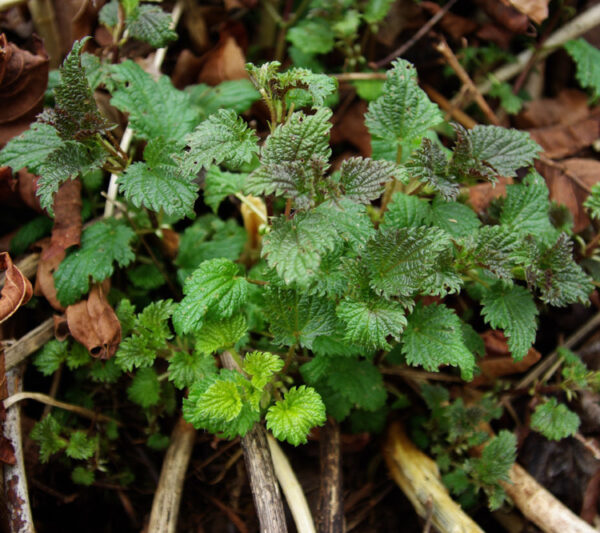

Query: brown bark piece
left=65, top=283, right=121, bottom=359
left=317, top=418, right=343, bottom=533
left=0, top=252, right=32, bottom=323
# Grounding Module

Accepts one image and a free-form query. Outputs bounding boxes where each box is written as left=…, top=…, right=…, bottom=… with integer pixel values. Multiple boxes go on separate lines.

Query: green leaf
left=489, top=81, right=525, bottom=114
left=286, top=20, right=335, bottom=55
left=54, top=219, right=135, bottom=305
left=127, top=367, right=161, bottom=408
left=201, top=380, right=243, bottom=422
left=41, top=39, right=108, bottom=139
left=264, top=288, right=338, bottom=349
left=337, top=297, right=406, bottom=350
left=34, top=340, right=67, bottom=376
left=127, top=263, right=165, bottom=290
left=204, top=166, right=246, bottom=212
left=110, top=60, right=198, bottom=141
left=194, top=314, right=247, bottom=353
left=168, top=350, right=217, bottom=389
left=243, top=351, right=284, bottom=389
left=0, top=123, right=63, bottom=174
left=126, top=4, right=177, bottom=48
left=66, top=431, right=96, bottom=460
left=10, top=216, right=53, bottom=256
left=266, top=386, right=327, bottom=445
left=116, top=299, right=136, bottom=336
left=71, top=466, right=95, bottom=486
left=402, top=303, right=476, bottom=380
left=564, top=39, right=600, bottom=99
left=474, top=430, right=516, bottom=486
left=500, top=172, right=554, bottom=238
left=364, top=0, right=395, bottom=23
left=481, top=283, right=538, bottom=361
left=30, top=415, right=67, bottom=463
left=364, top=226, right=451, bottom=297
left=338, top=157, right=397, bottom=204
left=315, top=199, right=375, bottom=251
left=37, top=140, right=108, bottom=214
left=469, top=225, right=518, bottom=281
left=187, top=80, right=260, bottom=118
left=66, top=342, right=91, bottom=370
left=584, top=183, right=600, bottom=219
left=262, top=210, right=340, bottom=286
left=282, top=70, right=338, bottom=107
left=352, top=79, right=385, bottom=101
left=119, top=138, right=198, bottom=218
left=531, top=398, right=580, bottom=440
left=381, top=192, right=430, bottom=229
left=427, top=197, right=481, bottom=238
left=99, top=0, right=118, bottom=27
left=325, top=357, right=387, bottom=411
left=182, top=109, right=258, bottom=171
left=365, top=59, right=442, bottom=155
left=173, top=258, right=250, bottom=333
left=89, top=358, right=122, bottom=383
left=406, top=139, right=459, bottom=200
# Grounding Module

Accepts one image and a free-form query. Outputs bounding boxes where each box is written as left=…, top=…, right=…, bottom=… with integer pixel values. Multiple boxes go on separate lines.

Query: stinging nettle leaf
left=338, top=157, right=397, bottom=204
left=381, top=192, right=430, bottom=230
left=173, top=258, right=250, bottom=334
left=126, top=4, right=177, bottom=48
left=406, top=139, right=460, bottom=200
left=531, top=397, right=580, bottom=440
left=427, top=196, right=481, bottom=238
left=0, top=123, right=63, bottom=174
left=204, top=166, right=246, bottom=212
left=481, top=282, right=538, bottom=361
left=286, top=20, right=335, bottom=55
left=564, top=39, right=600, bottom=100
left=194, top=314, right=247, bottom=354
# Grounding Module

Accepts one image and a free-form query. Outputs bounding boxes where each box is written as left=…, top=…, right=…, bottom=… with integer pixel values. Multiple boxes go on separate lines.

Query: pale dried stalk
left=4, top=318, right=54, bottom=371
left=267, top=433, right=316, bottom=533
left=27, top=0, right=61, bottom=67
left=477, top=3, right=600, bottom=96
left=383, top=421, right=484, bottom=533
left=103, top=1, right=184, bottom=218
left=0, top=0, right=26, bottom=10
left=3, top=366, right=36, bottom=533
left=147, top=417, right=196, bottom=533
left=501, top=464, right=596, bottom=533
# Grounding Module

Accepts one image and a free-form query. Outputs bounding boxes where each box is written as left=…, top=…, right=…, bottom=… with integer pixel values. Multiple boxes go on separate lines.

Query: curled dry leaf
left=507, top=0, right=548, bottom=24
left=0, top=34, right=49, bottom=146
left=34, top=179, right=82, bottom=311
left=198, top=23, right=249, bottom=85
left=516, top=90, right=590, bottom=129
left=241, top=195, right=267, bottom=250
left=65, top=283, right=121, bottom=359
left=0, top=252, right=32, bottom=324
left=468, top=176, right=512, bottom=214
left=474, top=0, right=529, bottom=34
left=330, top=101, right=371, bottom=157
left=420, top=1, right=478, bottom=40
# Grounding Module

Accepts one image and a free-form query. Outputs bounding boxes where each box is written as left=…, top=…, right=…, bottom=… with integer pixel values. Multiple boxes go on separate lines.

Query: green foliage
left=126, top=4, right=177, bottom=48
left=173, top=258, right=250, bottom=334
left=54, top=219, right=136, bottom=305
left=480, top=283, right=538, bottom=361
left=204, top=166, right=247, bottom=212
left=194, top=315, right=247, bottom=353
left=584, top=183, right=600, bottom=220
left=66, top=431, right=97, bottom=460
left=402, top=304, right=475, bottom=380
left=489, top=81, right=527, bottom=114
left=531, top=398, right=580, bottom=440
left=243, top=351, right=284, bottom=389
left=564, top=38, right=600, bottom=99
left=10, top=216, right=53, bottom=256
left=34, top=340, right=68, bottom=376
left=325, top=358, right=387, bottom=411
left=168, top=350, right=217, bottom=389
left=266, top=386, right=327, bottom=445
left=287, top=20, right=335, bottom=55
left=30, top=415, right=67, bottom=463
left=71, top=466, right=95, bottom=486
left=365, top=59, right=443, bottom=160
left=127, top=367, right=161, bottom=408
left=0, top=123, right=63, bottom=174
left=187, top=80, right=260, bottom=119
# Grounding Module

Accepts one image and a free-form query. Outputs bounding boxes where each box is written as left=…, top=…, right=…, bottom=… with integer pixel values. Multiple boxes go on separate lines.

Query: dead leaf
left=17, top=170, right=43, bottom=213
left=375, top=0, right=423, bottom=47
left=65, top=283, right=121, bottom=359
left=331, top=101, right=371, bottom=157
left=529, top=118, right=600, bottom=159
left=516, top=89, right=590, bottom=129
left=537, top=158, right=600, bottom=233
left=53, top=314, right=69, bottom=341
left=468, top=176, right=512, bottom=214
left=475, top=23, right=514, bottom=49
left=474, top=0, right=529, bottom=34
left=198, top=34, right=248, bottom=85
left=240, top=195, right=267, bottom=250
left=507, top=0, right=548, bottom=24
left=0, top=34, right=48, bottom=145
left=472, top=330, right=541, bottom=385
left=34, top=238, right=65, bottom=311
left=420, top=1, right=478, bottom=40
left=172, top=49, right=205, bottom=89
left=0, top=252, right=32, bottom=323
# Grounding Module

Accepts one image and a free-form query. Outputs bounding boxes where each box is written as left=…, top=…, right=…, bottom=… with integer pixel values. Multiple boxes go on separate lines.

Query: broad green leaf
left=531, top=398, right=580, bottom=440
left=119, top=138, right=198, bottom=218
left=338, top=157, right=397, bottom=204
left=365, top=59, right=442, bottom=156
left=315, top=199, right=375, bottom=251
left=243, top=351, right=284, bottom=389
left=30, top=415, right=67, bottom=463
left=72, top=467, right=95, bottom=486
left=564, top=39, right=600, bottom=99
left=194, top=315, right=247, bottom=353
left=204, top=166, right=246, bottom=212
left=584, top=183, right=600, bottom=219
left=34, top=340, right=67, bottom=376
left=54, top=219, right=136, bottom=305
left=187, top=80, right=260, bottom=118
left=427, top=196, right=481, bottom=238
left=481, top=283, right=538, bottom=361
left=278, top=68, right=338, bottom=106
left=0, top=123, right=63, bottom=174
left=286, top=20, right=335, bottom=55
left=201, top=380, right=243, bottom=422
left=266, top=386, right=327, bottom=445
left=364, top=0, right=395, bottom=23
left=402, top=303, right=476, bottom=380
left=173, top=258, right=250, bottom=333
left=474, top=430, right=516, bottom=486
left=168, top=350, right=217, bottom=389
left=381, top=192, right=430, bottom=229
left=337, top=297, right=406, bottom=350
left=66, top=431, right=96, bottom=460
left=406, top=139, right=459, bottom=200
left=127, top=367, right=160, bottom=408
left=126, top=4, right=177, bottom=48
left=183, top=109, right=259, bottom=171
left=110, top=60, right=198, bottom=141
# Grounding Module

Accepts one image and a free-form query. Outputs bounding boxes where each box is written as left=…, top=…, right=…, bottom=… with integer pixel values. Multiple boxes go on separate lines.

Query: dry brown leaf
left=65, top=283, right=121, bottom=359
left=331, top=101, right=371, bottom=157
left=516, top=89, right=590, bottom=129
left=172, top=49, right=205, bottom=89
left=529, top=118, right=600, bottom=159
left=507, top=0, right=548, bottom=24
left=537, top=158, right=600, bottom=233
left=198, top=35, right=248, bottom=85
left=474, top=0, right=529, bottom=33
left=0, top=34, right=48, bottom=145
left=468, top=176, right=512, bottom=214
left=17, top=169, right=43, bottom=213
left=34, top=238, right=65, bottom=311
left=0, top=252, right=32, bottom=324
left=475, top=23, right=514, bottom=49
left=420, top=1, right=478, bottom=40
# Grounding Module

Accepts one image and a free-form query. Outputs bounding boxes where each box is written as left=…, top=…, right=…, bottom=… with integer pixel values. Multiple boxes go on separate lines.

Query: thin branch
left=4, top=391, right=120, bottom=424
left=332, top=72, right=387, bottom=82
left=370, top=0, right=459, bottom=69
left=4, top=318, right=54, bottom=371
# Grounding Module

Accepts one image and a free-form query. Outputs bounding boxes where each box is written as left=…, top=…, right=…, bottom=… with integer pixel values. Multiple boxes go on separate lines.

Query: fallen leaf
left=474, top=0, right=529, bottom=34
left=529, top=118, right=600, bottom=159
left=331, top=101, right=371, bottom=157
left=53, top=314, right=69, bottom=341
left=34, top=238, right=65, bottom=311
left=198, top=23, right=248, bottom=85
left=468, top=176, right=512, bottom=214
left=172, top=49, right=205, bottom=89
left=516, top=89, right=591, bottom=129
left=507, top=0, right=548, bottom=24
left=421, top=1, right=478, bottom=40
left=475, top=23, right=514, bottom=49
left=0, top=252, right=33, bottom=323
left=0, top=34, right=48, bottom=145
left=65, top=283, right=121, bottom=359
left=17, top=170, right=43, bottom=213
left=537, top=158, right=600, bottom=233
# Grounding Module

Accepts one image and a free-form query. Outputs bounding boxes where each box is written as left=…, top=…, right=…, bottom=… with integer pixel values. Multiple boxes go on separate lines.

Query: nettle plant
left=1, top=41, right=594, bottom=501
